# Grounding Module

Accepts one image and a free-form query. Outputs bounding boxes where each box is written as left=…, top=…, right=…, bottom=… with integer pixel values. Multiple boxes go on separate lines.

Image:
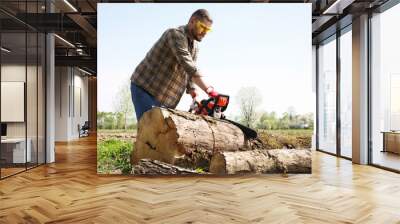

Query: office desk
left=1, top=138, right=31, bottom=163
left=382, top=131, right=400, bottom=154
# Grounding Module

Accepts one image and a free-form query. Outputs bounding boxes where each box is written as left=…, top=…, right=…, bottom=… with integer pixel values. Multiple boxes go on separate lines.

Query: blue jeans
left=131, top=82, right=162, bottom=121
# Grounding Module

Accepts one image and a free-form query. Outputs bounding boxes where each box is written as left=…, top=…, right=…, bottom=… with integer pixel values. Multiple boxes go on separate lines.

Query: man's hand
left=189, top=89, right=198, bottom=99
left=206, top=86, right=218, bottom=98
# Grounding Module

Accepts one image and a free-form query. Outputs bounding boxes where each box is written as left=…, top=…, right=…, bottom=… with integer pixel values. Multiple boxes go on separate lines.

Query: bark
left=132, top=107, right=248, bottom=170
left=209, top=149, right=312, bottom=174
left=132, top=159, right=202, bottom=175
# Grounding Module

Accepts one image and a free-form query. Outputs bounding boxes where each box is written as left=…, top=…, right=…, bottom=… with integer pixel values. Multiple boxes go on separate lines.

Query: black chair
left=79, top=121, right=90, bottom=138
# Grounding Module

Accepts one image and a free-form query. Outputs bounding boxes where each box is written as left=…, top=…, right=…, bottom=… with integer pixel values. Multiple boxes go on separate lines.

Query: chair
left=79, top=121, right=90, bottom=138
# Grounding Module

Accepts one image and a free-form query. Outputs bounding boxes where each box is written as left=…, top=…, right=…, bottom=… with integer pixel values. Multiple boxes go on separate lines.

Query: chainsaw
left=189, top=94, right=257, bottom=139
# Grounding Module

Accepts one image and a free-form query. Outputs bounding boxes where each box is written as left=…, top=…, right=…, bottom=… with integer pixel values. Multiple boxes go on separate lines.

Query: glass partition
left=1, top=30, right=28, bottom=177
left=0, top=1, right=46, bottom=179
left=317, top=36, right=337, bottom=154
left=38, top=32, right=45, bottom=165
left=340, top=28, right=352, bottom=158
left=27, top=30, right=38, bottom=169
left=371, top=3, right=400, bottom=171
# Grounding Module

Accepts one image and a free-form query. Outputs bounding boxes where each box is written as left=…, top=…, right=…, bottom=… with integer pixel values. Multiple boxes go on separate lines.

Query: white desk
left=382, top=131, right=400, bottom=154
left=1, top=138, right=31, bottom=163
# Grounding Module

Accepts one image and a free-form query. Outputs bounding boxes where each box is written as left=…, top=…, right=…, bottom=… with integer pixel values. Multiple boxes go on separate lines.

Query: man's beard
left=190, top=28, right=202, bottom=42
left=194, top=35, right=203, bottom=42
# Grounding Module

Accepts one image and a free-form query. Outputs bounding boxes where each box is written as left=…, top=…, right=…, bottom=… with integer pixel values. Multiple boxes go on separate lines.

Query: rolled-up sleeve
left=167, top=29, right=198, bottom=79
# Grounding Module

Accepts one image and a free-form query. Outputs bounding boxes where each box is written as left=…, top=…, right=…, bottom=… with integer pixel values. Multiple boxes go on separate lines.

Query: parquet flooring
left=1, top=135, right=400, bottom=223
left=1, top=167, right=26, bottom=177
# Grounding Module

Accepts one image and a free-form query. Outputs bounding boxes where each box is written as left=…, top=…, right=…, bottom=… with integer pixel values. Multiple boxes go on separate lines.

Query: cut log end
left=209, top=153, right=227, bottom=175
left=267, top=149, right=312, bottom=174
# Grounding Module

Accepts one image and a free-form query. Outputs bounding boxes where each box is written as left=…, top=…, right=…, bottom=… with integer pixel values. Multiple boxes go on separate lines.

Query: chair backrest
left=82, top=121, right=90, bottom=129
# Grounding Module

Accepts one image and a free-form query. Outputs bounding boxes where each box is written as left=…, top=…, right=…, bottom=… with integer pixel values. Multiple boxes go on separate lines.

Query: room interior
left=0, top=0, right=399, bottom=222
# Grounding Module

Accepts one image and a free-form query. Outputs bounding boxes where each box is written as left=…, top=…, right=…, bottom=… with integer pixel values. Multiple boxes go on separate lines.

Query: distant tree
left=301, top=112, right=314, bottom=129
left=256, top=111, right=278, bottom=130
left=115, top=112, right=125, bottom=129
left=278, top=113, right=290, bottom=129
left=97, top=111, right=106, bottom=129
left=113, top=82, right=135, bottom=130
left=252, top=107, right=314, bottom=130
left=236, top=87, right=262, bottom=128
left=103, top=112, right=116, bottom=129
left=287, top=106, right=296, bottom=121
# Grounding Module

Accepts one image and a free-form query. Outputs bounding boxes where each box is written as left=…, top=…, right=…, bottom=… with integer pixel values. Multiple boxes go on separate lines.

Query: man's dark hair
left=191, top=9, right=213, bottom=23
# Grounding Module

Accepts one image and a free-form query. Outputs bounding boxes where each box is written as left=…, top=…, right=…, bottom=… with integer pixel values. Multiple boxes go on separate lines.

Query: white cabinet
left=1, top=138, right=32, bottom=163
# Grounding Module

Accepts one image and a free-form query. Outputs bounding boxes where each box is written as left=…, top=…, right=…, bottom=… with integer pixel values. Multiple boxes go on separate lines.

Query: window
left=340, top=28, right=352, bottom=158
left=371, top=3, right=400, bottom=171
left=318, top=36, right=337, bottom=154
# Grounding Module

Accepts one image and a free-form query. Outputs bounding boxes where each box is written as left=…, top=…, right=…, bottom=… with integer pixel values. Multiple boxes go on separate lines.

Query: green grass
left=97, top=139, right=134, bottom=174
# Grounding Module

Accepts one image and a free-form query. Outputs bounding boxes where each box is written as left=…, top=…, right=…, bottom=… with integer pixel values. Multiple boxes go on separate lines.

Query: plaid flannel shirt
left=131, top=25, right=198, bottom=108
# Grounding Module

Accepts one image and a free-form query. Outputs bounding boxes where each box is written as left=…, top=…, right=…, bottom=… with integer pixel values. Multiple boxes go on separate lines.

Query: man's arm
left=191, top=72, right=208, bottom=93
left=166, top=29, right=213, bottom=96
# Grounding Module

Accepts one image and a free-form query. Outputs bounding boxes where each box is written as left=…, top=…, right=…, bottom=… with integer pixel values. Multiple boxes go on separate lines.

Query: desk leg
left=382, top=133, right=386, bottom=152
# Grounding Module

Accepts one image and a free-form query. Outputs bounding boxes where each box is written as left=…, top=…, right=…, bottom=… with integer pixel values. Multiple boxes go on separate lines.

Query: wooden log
left=209, top=149, right=312, bottom=174
left=132, top=159, right=203, bottom=175
left=131, top=107, right=248, bottom=170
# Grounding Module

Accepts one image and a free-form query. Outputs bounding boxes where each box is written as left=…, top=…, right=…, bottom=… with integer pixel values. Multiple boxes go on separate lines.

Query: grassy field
left=258, top=129, right=313, bottom=149
left=265, top=129, right=314, bottom=136
left=97, top=139, right=134, bottom=175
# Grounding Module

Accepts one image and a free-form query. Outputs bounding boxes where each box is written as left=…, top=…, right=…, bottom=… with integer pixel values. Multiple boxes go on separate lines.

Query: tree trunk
left=209, top=149, right=311, bottom=174
left=131, top=107, right=249, bottom=170
left=124, top=112, right=127, bottom=130
left=132, top=159, right=203, bottom=175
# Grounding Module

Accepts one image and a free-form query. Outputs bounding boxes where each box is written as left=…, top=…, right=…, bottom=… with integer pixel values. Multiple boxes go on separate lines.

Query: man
left=130, top=9, right=218, bottom=120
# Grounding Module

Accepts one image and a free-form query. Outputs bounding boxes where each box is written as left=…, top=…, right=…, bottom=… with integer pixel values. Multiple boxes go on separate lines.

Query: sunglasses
left=196, top=21, right=212, bottom=33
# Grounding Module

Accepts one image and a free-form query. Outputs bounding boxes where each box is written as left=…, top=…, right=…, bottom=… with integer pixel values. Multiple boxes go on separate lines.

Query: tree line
left=252, top=111, right=313, bottom=130
left=97, top=111, right=137, bottom=130
left=98, top=83, right=314, bottom=130
left=234, top=87, right=313, bottom=130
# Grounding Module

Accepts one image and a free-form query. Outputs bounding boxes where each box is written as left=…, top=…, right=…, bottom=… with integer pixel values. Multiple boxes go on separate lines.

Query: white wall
left=73, top=73, right=89, bottom=136
left=55, top=66, right=69, bottom=141
left=55, top=67, right=89, bottom=141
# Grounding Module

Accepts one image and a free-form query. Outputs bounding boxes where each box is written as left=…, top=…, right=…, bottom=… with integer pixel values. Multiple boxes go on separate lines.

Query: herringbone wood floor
left=1, top=135, right=400, bottom=223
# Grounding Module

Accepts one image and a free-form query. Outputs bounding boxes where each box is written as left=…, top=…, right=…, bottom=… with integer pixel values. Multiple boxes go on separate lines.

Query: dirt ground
left=258, top=130, right=312, bottom=149
left=98, top=129, right=312, bottom=149
left=97, top=132, right=136, bottom=142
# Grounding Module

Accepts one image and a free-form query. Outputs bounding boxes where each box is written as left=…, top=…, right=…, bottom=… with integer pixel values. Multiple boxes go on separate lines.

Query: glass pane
left=27, top=31, right=38, bottom=169
left=1, top=31, right=27, bottom=177
left=371, top=4, right=400, bottom=171
left=38, top=32, right=45, bottom=165
left=25, top=0, right=38, bottom=169
left=340, top=29, right=352, bottom=158
left=318, top=37, right=337, bottom=154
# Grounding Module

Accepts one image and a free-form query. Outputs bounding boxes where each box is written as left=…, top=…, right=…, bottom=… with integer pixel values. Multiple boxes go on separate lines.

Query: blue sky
left=98, top=3, right=313, bottom=118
